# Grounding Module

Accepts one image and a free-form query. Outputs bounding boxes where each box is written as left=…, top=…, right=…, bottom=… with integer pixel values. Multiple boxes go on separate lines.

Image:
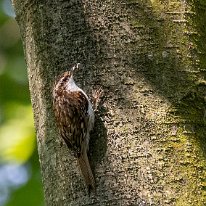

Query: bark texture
left=12, top=0, right=206, bottom=205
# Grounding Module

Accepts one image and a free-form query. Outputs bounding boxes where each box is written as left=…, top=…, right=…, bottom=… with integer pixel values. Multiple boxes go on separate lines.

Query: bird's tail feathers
left=77, top=150, right=95, bottom=193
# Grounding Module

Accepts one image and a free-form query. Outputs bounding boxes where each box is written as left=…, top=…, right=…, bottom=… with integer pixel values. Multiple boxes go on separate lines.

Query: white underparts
left=66, top=76, right=95, bottom=131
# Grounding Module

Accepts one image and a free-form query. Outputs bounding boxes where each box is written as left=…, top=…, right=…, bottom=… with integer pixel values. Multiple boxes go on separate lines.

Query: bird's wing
left=54, top=89, right=89, bottom=157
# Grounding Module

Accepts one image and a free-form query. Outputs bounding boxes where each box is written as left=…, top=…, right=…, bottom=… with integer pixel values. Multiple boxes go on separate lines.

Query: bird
left=52, top=63, right=96, bottom=193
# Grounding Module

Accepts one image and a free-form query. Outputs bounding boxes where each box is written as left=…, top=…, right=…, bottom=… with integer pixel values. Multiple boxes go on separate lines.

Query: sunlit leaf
left=0, top=104, right=35, bottom=164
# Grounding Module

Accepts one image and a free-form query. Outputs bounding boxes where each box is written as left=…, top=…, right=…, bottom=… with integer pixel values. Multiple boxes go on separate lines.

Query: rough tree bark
left=12, top=0, right=205, bottom=205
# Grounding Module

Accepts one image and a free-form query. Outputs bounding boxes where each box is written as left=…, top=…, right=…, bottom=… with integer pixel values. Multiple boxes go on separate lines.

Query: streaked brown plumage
left=52, top=64, right=95, bottom=192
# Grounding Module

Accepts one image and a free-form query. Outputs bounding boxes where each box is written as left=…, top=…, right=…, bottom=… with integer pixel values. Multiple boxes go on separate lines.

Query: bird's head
left=54, top=63, right=82, bottom=90
left=60, top=63, right=82, bottom=81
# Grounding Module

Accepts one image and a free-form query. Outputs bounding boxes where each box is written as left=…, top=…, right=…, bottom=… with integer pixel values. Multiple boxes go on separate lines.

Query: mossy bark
left=12, top=0, right=206, bottom=205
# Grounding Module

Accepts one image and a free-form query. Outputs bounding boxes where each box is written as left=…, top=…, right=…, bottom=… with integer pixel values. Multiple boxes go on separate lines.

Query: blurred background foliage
left=0, top=0, right=44, bottom=205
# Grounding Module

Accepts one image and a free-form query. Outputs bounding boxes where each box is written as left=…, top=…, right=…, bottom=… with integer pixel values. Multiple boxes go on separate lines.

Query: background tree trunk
left=12, top=0, right=206, bottom=205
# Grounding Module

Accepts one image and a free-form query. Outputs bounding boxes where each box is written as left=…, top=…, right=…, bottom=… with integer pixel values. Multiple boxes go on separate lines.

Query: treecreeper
left=53, top=63, right=101, bottom=194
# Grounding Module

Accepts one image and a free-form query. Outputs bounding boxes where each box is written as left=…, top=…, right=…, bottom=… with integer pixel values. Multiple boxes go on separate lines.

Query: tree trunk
left=12, top=0, right=206, bottom=205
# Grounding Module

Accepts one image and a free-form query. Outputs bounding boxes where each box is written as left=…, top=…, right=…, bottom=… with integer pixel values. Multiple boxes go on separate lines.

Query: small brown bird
left=53, top=63, right=95, bottom=192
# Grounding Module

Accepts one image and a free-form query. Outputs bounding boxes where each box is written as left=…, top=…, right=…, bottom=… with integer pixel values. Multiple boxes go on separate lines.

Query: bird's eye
left=64, top=77, right=69, bottom=82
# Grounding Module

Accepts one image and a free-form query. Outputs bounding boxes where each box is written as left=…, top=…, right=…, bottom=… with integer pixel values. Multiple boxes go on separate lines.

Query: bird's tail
left=77, top=150, right=95, bottom=193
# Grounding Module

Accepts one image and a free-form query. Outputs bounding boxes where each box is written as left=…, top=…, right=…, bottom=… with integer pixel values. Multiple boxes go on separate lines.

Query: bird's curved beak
left=70, top=63, right=82, bottom=76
